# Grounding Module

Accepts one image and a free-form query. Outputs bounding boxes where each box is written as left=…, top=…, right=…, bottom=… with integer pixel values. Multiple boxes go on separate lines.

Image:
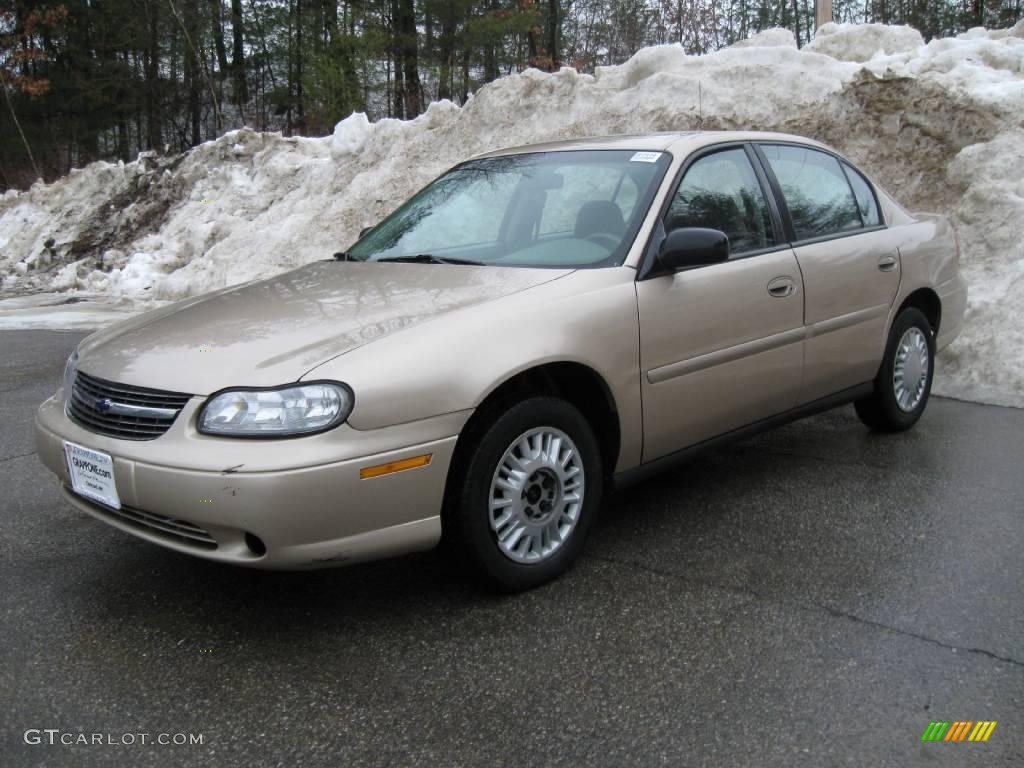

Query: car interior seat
left=574, top=200, right=626, bottom=240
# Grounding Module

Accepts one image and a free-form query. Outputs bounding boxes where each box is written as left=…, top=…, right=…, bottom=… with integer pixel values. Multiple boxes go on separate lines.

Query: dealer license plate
left=63, top=441, right=121, bottom=510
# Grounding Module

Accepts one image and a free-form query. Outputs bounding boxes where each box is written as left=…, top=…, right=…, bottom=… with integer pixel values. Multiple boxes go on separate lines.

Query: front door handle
left=767, top=276, right=796, bottom=298
left=878, top=255, right=898, bottom=272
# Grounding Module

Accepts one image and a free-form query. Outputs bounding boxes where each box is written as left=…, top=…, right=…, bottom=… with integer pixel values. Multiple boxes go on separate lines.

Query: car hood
left=77, top=261, right=572, bottom=395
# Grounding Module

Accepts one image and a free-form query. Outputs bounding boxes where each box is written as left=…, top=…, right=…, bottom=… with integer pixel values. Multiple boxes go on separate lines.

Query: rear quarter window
left=842, top=162, right=882, bottom=227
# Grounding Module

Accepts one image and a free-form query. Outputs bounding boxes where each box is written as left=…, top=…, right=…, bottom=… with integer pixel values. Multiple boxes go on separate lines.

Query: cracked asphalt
left=1, top=330, right=1021, bottom=767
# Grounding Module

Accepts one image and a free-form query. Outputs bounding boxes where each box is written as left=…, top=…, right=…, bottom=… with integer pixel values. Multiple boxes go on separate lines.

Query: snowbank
left=732, top=29, right=797, bottom=49
left=805, top=22, right=924, bottom=61
left=1, top=23, right=1023, bottom=406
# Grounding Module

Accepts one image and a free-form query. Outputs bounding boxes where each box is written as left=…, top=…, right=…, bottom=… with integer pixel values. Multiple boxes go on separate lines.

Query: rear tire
left=444, top=396, right=603, bottom=592
left=855, top=307, right=935, bottom=432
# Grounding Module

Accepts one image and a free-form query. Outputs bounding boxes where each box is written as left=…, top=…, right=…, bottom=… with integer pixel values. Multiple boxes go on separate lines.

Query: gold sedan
left=35, top=132, right=967, bottom=590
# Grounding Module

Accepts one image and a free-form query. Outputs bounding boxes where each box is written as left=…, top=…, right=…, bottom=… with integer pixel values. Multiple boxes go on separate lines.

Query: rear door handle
left=767, top=276, right=796, bottom=298
left=878, top=255, right=898, bottom=272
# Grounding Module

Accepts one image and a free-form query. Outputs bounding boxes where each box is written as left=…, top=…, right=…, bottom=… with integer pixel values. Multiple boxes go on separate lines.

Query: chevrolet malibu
left=36, top=132, right=967, bottom=590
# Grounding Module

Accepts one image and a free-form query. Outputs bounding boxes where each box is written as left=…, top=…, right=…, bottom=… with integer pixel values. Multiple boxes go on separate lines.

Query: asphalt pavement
left=1, top=330, right=1021, bottom=767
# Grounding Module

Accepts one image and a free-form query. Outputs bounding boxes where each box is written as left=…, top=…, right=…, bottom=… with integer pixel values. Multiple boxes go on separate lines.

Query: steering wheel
left=584, top=232, right=620, bottom=251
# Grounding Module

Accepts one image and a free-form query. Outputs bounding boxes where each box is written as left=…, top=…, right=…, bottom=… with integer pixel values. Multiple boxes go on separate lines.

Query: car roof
left=470, top=131, right=833, bottom=160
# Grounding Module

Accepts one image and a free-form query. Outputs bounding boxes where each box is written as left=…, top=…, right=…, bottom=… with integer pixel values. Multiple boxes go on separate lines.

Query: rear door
left=755, top=144, right=901, bottom=402
left=636, top=145, right=805, bottom=462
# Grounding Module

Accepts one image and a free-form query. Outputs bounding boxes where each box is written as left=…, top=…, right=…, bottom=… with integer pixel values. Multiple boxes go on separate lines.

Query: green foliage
left=0, top=0, right=1021, bottom=190
left=305, top=34, right=366, bottom=130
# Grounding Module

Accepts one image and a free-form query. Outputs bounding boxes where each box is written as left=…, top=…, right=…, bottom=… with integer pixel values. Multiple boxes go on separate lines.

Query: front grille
left=68, top=371, right=192, bottom=440
left=76, top=492, right=218, bottom=550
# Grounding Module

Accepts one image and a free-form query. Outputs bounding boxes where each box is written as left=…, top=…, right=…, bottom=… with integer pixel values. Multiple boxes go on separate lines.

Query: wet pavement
left=2, top=330, right=1021, bottom=767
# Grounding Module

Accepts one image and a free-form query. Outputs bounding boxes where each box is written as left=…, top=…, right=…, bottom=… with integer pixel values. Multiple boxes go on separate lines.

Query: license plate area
left=63, top=440, right=121, bottom=510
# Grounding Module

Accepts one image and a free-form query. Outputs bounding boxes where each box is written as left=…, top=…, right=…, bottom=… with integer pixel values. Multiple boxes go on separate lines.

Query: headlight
left=63, top=349, right=79, bottom=410
left=198, top=382, right=353, bottom=437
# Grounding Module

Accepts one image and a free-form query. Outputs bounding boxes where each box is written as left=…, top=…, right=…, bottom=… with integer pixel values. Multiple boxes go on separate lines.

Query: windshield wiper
left=376, top=254, right=485, bottom=266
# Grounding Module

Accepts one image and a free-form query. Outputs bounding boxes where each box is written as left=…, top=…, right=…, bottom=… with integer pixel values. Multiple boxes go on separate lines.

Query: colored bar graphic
left=945, top=721, right=972, bottom=741
left=968, top=721, right=997, bottom=742
left=922, top=720, right=997, bottom=742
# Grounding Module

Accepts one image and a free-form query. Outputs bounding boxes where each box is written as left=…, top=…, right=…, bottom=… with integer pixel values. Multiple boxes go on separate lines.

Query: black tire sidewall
left=873, top=307, right=936, bottom=430
left=453, top=396, right=603, bottom=591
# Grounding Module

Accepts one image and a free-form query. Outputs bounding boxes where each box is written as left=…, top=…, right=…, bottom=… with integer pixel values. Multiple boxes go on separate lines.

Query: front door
left=636, top=146, right=805, bottom=462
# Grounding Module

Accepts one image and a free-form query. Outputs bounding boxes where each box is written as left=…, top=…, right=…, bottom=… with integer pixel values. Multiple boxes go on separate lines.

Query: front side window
left=760, top=145, right=861, bottom=240
left=665, top=148, right=775, bottom=257
left=347, top=150, right=671, bottom=268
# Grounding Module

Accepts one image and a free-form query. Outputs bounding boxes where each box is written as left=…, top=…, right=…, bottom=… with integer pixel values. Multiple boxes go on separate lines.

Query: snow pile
left=1, top=23, right=1023, bottom=405
left=805, top=22, right=924, bottom=61
left=936, top=131, right=1024, bottom=407
left=331, top=111, right=372, bottom=159
left=731, top=28, right=798, bottom=49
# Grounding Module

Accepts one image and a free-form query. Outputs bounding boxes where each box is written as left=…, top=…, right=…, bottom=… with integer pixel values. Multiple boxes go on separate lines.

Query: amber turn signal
left=359, top=454, right=433, bottom=480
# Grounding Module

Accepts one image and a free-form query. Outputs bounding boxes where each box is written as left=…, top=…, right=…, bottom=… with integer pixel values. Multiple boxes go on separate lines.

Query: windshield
left=347, top=150, right=672, bottom=268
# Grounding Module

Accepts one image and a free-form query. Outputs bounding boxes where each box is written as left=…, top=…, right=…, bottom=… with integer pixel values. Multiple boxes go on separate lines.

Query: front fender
left=302, top=268, right=644, bottom=471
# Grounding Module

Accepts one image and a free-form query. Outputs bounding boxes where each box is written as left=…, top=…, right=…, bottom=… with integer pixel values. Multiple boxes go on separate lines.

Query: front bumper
left=35, top=394, right=465, bottom=569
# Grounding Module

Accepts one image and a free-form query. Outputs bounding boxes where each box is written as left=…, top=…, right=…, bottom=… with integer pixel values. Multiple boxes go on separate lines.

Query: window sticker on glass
left=630, top=152, right=662, bottom=163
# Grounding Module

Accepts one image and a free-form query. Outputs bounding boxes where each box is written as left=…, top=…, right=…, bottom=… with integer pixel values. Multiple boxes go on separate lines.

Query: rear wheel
left=855, top=307, right=935, bottom=432
left=445, top=396, right=602, bottom=591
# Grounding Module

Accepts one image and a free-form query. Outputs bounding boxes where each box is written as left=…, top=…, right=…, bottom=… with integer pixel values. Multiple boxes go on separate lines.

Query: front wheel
left=445, top=396, right=603, bottom=591
left=855, top=307, right=935, bottom=432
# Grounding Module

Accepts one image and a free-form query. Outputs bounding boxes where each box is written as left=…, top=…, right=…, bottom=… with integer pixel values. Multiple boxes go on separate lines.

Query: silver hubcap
left=488, top=427, right=585, bottom=564
left=893, top=327, right=929, bottom=412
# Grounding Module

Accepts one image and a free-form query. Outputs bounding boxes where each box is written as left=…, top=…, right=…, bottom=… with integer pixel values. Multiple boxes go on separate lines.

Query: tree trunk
left=484, top=0, right=499, bottom=81
left=0, top=68, right=42, bottom=180
left=117, top=47, right=131, bottom=163
left=460, top=44, right=470, bottom=102
left=117, top=117, right=130, bottom=162
left=209, top=0, right=230, bottom=75
left=425, top=6, right=434, bottom=61
left=324, top=0, right=338, bottom=42
left=389, top=0, right=403, bottom=117
left=526, top=1, right=541, bottom=67
left=245, top=0, right=271, bottom=127
left=547, top=0, right=559, bottom=68
left=438, top=11, right=457, bottom=101
left=145, top=0, right=161, bottom=150
left=231, top=0, right=249, bottom=103
left=184, top=0, right=202, bottom=145
left=397, top=0, right=422, bottom=116
left=296, top=0, right=304, bottom=128
left=286, top=0, right=294, bottom=132
left=484, top=44, right=498, bottom=83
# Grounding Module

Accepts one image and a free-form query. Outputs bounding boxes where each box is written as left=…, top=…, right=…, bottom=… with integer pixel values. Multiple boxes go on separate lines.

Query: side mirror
left=659, top=227, right=730, bottom=272
left=359, top=226, right=373, bottom=238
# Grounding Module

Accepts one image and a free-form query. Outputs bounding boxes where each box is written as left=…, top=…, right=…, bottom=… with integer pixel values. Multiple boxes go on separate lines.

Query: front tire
left=855, top=307, right=935, bottom=432
left=445, top=396, right=603, bottom=591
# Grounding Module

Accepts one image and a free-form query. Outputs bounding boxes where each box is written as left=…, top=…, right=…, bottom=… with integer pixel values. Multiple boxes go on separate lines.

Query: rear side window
left=760, top=145, right=861, bottom=240
left=842, top=162, right=881, bottom=227
left=665, top=148, right=775, bottom=256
